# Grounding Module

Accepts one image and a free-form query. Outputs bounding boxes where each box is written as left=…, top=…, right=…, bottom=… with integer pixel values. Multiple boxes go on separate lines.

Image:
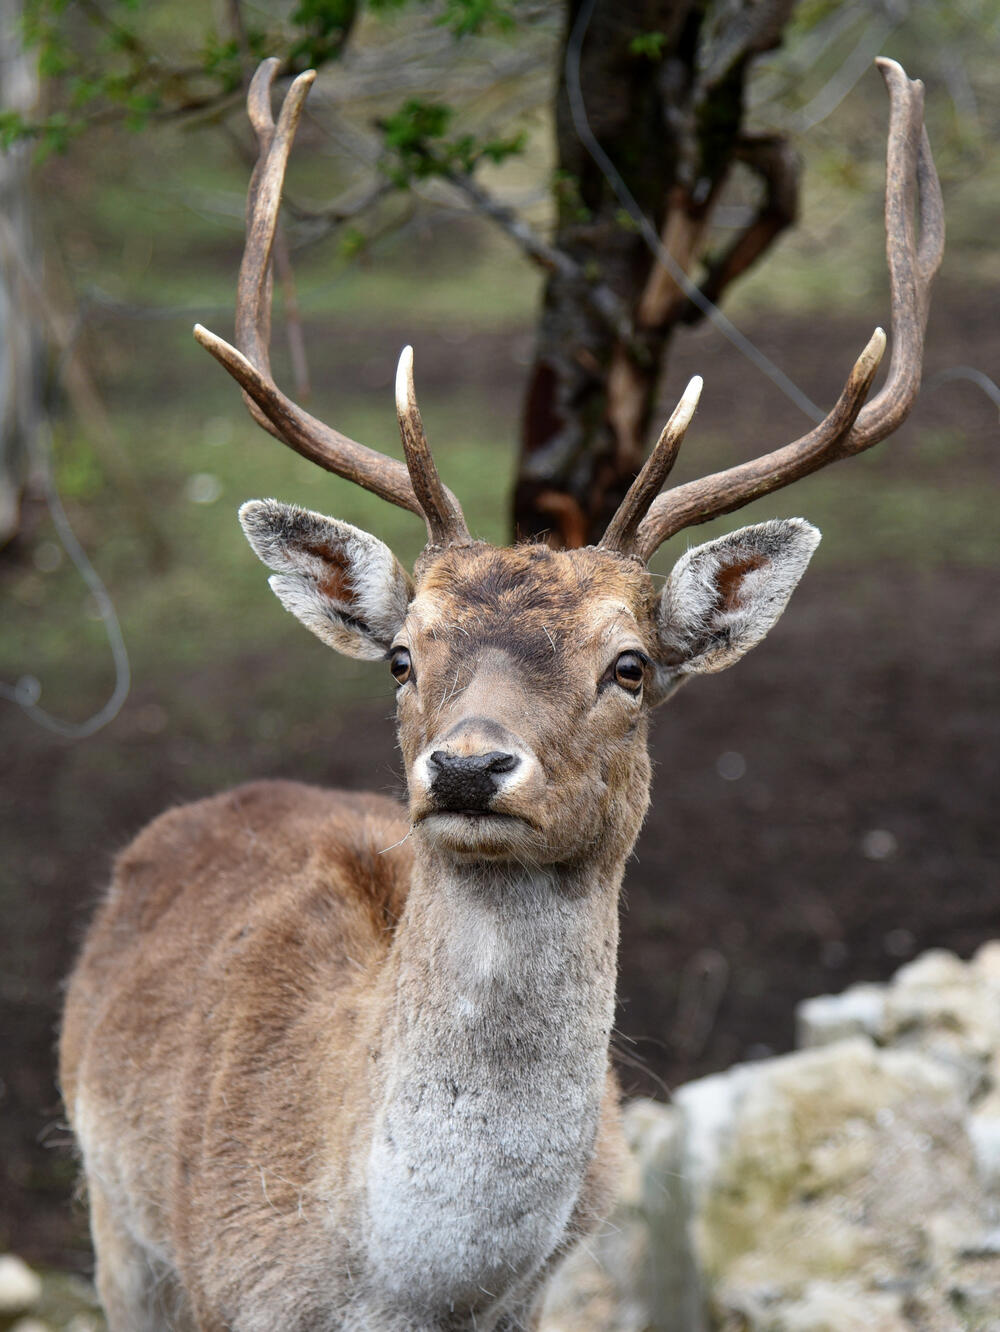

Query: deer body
left=61, top=55, right=941, bottom=1332
left=61, top=779, right=624, bottom=1330
left=62, top=533, right=823, bottom=1331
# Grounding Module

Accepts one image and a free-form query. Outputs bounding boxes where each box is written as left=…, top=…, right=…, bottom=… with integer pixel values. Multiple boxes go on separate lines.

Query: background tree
left=514, top=0, right=800, bottom=542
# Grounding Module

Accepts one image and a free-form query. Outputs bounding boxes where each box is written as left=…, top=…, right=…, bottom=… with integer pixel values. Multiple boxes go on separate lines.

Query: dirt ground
left=1, top=290, right=997, bottom=1270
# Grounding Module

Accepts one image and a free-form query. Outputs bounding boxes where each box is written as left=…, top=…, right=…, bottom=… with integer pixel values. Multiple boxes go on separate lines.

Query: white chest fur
left=362, top=867, right=616, bottom=1320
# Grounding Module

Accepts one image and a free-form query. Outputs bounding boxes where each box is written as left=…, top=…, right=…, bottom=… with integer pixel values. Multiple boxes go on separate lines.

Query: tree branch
left=442, top=168, right=634, bottom=346
left=678, top=132, right=800, bottom=326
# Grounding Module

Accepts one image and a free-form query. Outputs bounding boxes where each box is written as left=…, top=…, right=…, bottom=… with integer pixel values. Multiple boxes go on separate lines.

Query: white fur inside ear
left=239, top=499, right=413, bottom=660
left=654, top=518, right=820, bottom=689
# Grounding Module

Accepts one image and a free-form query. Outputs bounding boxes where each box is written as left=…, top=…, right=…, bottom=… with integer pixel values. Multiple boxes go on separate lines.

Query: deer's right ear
left=239, top=500, right=413, bottom=661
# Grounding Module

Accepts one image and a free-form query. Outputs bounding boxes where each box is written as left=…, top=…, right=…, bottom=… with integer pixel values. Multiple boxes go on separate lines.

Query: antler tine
left=852, top=57, right=945, bottom=445
left=632, top=328, right=887, bottom=562
left=193, top=59, right=466, bottom=530
left=599, top=376, right=703, bottom=556
left=235, top=57, right=301, bottom=395
left=632, top=59, right=943, bottom=564
left=395, top=347, right=470, bottom=546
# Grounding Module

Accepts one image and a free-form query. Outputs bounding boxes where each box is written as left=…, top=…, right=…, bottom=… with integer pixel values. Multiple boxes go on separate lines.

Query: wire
left=0, top=422, right=131, bottom=739
left=781, top=15, right=896, bottom=135
left=924, top=365, right=1000, bottom=419
left=564, top=0, right=826, bottom=423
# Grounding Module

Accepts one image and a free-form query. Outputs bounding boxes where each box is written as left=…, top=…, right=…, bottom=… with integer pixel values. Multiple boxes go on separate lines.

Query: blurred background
left=0, top=0, right=997, bottom=1281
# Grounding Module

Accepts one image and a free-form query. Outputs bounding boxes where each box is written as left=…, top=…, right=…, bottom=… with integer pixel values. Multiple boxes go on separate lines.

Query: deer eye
left=613, top=650, right=646, bottom=692
left=389, top=647, right=412, bottom=685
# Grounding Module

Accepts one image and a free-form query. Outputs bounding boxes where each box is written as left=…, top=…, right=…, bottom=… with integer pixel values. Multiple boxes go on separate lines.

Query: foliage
left=4, top=0, right=525, bottom=161
left=628, top=31, right=668, bottom=61
left=379, top=99, right=526, bottom=186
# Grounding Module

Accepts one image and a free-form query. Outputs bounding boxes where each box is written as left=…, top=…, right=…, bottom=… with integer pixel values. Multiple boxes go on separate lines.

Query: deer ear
left=239, top=500, right=413, bottom=661
left=650, top=518, right=820, bottom=704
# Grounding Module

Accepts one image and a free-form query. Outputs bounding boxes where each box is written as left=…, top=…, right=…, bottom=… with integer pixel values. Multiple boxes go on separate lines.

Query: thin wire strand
left=780, top=15, right=896, bottom=134
left=564, top=0, right=825, bottom=424
left=924, top=365, right=1000, bottom=417
left=0, top=422, right=131, bottom=738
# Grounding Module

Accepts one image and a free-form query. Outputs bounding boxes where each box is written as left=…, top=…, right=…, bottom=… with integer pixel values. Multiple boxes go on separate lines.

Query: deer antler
left=600, top=375, right=703, bottom=555
left=193, top=59, right=470, bottom=546
left=602, top=58, right=944, bottom=564
left=396, top=345, right=468, bottom=545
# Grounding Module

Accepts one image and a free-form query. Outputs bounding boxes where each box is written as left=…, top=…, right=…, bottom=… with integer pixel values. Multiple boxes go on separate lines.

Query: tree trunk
left=513, top=0, right=798, bottom=547
left=0, top=0, right=43, bottom=547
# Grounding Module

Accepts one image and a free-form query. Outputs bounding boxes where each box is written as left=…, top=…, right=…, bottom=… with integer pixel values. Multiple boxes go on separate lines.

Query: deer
left=59, top=56, right=942, bottom=1332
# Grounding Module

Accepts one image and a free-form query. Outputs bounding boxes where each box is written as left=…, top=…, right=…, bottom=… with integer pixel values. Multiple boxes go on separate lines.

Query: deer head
left=195, top=58, right=942, bottom=871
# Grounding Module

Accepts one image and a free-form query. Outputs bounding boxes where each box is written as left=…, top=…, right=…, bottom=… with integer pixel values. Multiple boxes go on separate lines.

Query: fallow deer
left=60, top=57, right=942, bottom=1332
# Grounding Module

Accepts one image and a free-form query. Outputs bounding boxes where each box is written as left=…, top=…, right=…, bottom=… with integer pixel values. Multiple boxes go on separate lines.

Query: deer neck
left=361, top=841, right=623, bottom=1315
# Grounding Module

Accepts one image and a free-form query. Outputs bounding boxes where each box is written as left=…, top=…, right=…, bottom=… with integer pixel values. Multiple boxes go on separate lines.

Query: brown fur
left=61, top=522, right=818, bottom=1331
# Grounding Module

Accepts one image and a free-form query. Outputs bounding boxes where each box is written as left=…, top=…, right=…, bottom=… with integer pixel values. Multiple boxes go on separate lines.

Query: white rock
left=890, top=947, right=967, bottom=987
left=541, top=947, right=1000, bottom=1330
left=758, top=1279, right=907, bottom=1332
left=972, top=939, right=1000, bottom=984
left=0, top=1256, right=42, bottom=1314
left=10, top=1320, right=53, bottom=1332
left=672, top=1035, right=984, bottom=1330
left=796, top=983, right=886, bottom=1048
left=967, top=1110, right=1000, bottom=1195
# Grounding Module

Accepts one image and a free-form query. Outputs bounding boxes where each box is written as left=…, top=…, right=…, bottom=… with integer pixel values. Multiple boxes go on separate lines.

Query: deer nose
left=427, top=750, right=520, bottom=812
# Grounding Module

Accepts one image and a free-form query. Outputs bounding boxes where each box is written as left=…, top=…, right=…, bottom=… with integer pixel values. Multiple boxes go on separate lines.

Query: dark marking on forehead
left=418, top=542, right=654, bottom=622
left=412, top=543, right=659, bottom=691
left=425, top=544, right=582, bottom=615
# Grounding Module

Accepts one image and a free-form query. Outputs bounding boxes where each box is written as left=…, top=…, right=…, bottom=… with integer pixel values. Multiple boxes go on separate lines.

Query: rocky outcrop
left=541, top=944, right=1000, bottom=1331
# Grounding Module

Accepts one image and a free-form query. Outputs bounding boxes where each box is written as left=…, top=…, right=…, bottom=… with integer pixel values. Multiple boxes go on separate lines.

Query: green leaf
left=629, top=31, right=668, bottom=60
left=0, top=110, right=30, bottom=151
left=437, top=0, right=517, bottom=38
left=339, top=225, right=368, bottom=259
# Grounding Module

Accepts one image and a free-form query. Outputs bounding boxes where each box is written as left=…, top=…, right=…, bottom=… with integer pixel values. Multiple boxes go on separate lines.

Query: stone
left=674, top=1036, right=980, bottom=1322
left=717, top=1279, right=909, bottom=1332
left=542, top=947, right=1000, bottom=1331
left=882, top=948, right=1000, bottom=1095
left=797, top=983, right=886, bottom=1049
left=0, top=1256, right=42, bottom=1314
left=972, top=939, right=1000, bottom=984
left=968, top=1108, right=1000, bottom=1194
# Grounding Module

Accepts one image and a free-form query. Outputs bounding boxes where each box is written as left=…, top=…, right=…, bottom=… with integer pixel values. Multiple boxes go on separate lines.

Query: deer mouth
left=416, top=802, right=537, bottom=826
left=416, top=807, right=541, bottom=857
left=429, top=809, right=519, bottom=821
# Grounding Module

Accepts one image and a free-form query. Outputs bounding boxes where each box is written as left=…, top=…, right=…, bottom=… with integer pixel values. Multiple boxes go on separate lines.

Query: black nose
left=428, top=750, right=520, bottom=812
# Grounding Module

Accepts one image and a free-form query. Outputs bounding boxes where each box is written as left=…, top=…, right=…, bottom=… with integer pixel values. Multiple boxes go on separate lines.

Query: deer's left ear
left=649, top=518, right=820, bottom=705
